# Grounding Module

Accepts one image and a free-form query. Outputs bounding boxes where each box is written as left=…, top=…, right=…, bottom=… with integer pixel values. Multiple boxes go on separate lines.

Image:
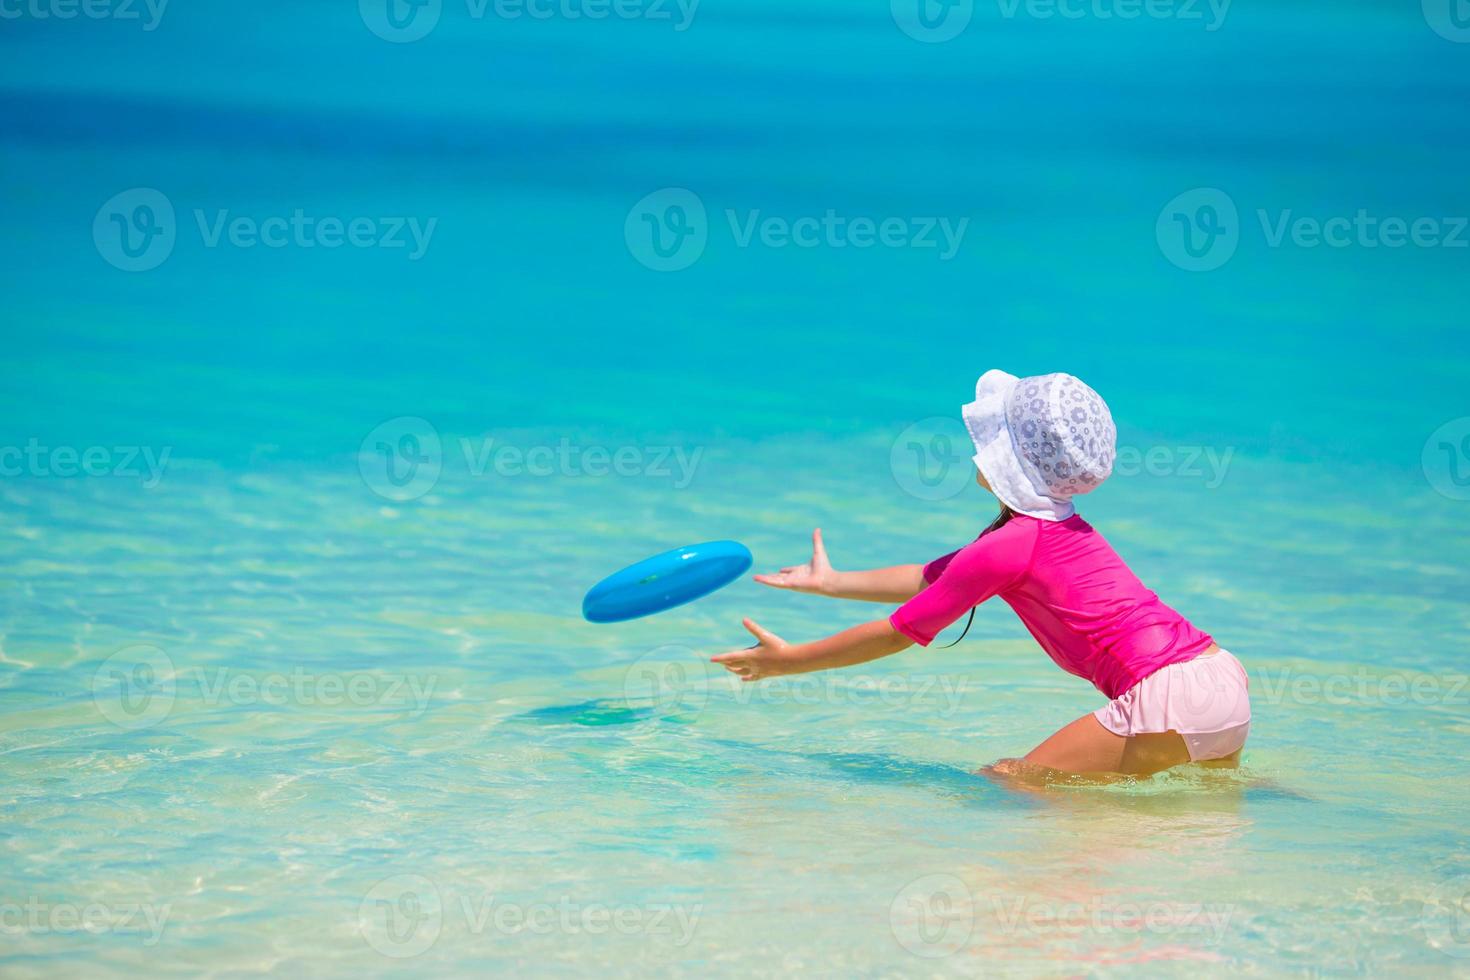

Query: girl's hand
left=711, top=618, right=798, bottom=682
left=754, top=528, right=835, bottom=595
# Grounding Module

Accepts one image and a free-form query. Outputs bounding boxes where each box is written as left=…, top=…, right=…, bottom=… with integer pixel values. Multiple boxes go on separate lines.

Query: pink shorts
left=1093, top=649, right=1251, bottom=762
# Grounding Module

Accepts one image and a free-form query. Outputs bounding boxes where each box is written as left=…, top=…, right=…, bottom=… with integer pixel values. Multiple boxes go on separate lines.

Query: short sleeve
left=889, top=520, right=1037, bottom=646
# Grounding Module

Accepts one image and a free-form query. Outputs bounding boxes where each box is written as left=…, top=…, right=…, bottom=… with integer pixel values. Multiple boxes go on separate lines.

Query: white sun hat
left=962, top=370, right=1117, bottom=521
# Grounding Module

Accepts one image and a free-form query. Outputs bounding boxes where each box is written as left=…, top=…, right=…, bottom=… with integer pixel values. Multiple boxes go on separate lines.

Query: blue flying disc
left=582, top=540, right=753, bottom=623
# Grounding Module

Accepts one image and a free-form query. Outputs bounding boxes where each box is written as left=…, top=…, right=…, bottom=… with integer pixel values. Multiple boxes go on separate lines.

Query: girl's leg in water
left=981, top=713, right=1194, bottom=786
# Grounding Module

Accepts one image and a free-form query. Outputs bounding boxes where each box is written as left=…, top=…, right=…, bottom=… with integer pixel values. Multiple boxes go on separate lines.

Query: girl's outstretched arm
left=754, top=528, right=926, bottom=602
left=711, top=617, right=914, bottom=682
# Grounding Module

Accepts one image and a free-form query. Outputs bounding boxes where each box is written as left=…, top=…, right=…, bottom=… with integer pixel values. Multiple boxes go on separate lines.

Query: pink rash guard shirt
left=889, top=514, right=1214, bottom=700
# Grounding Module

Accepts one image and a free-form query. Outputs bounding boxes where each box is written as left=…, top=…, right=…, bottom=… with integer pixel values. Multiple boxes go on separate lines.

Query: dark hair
left=937, top=502, right=1013, bottom=649
left=981, top=503, right=1015, bottom=538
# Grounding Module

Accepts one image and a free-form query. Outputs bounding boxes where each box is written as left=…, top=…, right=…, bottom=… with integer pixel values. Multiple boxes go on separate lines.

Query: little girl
left=713, top=370, right=1250, bottom=780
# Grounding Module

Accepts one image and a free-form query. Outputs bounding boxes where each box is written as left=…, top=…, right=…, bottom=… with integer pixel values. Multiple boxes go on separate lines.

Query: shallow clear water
left=3, top=1, right=1469, bottom=975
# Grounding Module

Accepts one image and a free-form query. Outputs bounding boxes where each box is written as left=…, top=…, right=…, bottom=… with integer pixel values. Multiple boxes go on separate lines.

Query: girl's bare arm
left=753, top=528, right=926, bottom=602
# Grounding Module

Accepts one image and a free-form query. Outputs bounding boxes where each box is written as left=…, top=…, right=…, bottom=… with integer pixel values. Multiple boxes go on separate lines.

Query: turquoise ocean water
left=3, top=1, right=1469, bottom=974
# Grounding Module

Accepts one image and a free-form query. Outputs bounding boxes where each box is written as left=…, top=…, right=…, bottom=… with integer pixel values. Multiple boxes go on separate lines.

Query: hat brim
left=962, top=370, right=1076, bottom=521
